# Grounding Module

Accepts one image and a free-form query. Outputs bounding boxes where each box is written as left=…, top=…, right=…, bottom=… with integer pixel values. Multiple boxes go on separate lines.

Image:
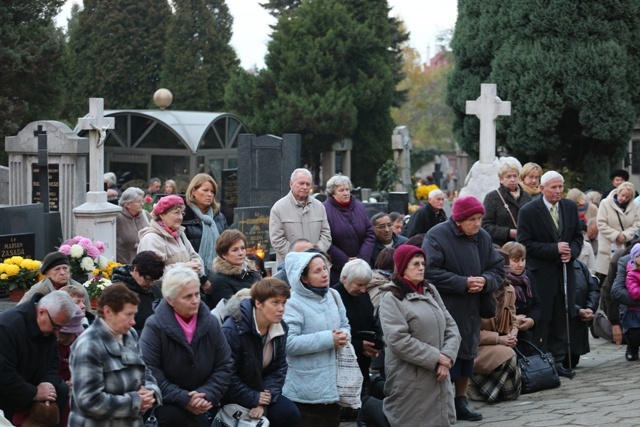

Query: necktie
left=550, top=205, right=559, bottom=228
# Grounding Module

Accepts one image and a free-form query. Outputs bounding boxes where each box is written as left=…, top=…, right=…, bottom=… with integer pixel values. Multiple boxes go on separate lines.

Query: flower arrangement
left=93, top=260, right=122, bottom=280
left=58, top=236, right=106, bottom=275
left=415, top=184, right=440, bottom=201
left=0, top=256, right=42, bottom=291
left=82, top=276, right=113, bottom=299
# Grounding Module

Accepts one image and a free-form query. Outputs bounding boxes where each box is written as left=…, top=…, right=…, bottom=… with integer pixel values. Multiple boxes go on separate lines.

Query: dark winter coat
left=482, top=184, right=532, bottom=247
left=403, top=202, right=447, bottom=238
left=221, top=298, right=288, bottom=408
left=370, top=233, right=408, bottom=267
left=139, top=299, right=233, bottom=409
left=423, top=219, right=504, bottom=359
left=517, top=197, right=583, bottom=320
left=324, top=195, right=376, bottom=284
left=569, top=259, right=600, bottom=356
left=182, top=205, right=228, bottom=254
left=210, top=257, right=261, bottom=308
left=0, top=294, right=64, bottom=417
left=111, top=265, right=162, bottom=333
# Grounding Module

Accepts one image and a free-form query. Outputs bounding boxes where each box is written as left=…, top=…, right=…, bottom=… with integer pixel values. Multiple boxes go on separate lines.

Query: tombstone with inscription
left=0, top=204, right=60, bottom=260
left=459, top=83, right=511, bottom=202
left=220, top=169, right=238, bottom=225
left=233, top=207, right=272, bottom=255
left=5, top=121, right=89, bottom=238
left=388, top=192, right=409, bottom=216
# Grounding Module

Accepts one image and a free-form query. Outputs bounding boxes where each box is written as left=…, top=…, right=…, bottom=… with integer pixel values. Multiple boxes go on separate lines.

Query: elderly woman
left=69, top=284, right=161, bottom=426
left=209, top=230, right=261, bottom=308
left=519, top=162, right=542, bottom=198
left=163, top=179, right=178, bottom=195
left=369, top=245, right=460, bottom=427
left=139, top=266, right=233, bottom=426
left=182, top=174, right=228, bottom=285
left=567, top=188, right=598, bottom=224
left=596, top=181, right=640, bottom=283
left=111, top=251, right=165, bottom=333
left=323, top=174, right=375, bottom=284
left=283, top=251, right=350, bottom=427
left=20, top=251, right=91, bottom=310
left=137, top=195, right=204, bottom=275
left=423, top=196, right=504, bottom=422
left=116, top=187, right=151, bottom=264
left=482, top=158, right=532, bottom=247
left=221, top=279, right=301, bottom=427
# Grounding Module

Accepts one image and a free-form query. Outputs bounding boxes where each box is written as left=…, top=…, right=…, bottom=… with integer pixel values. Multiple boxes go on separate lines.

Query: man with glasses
left=369, top=212, right=408, bottom=266
left=0, top=290, right=77, bottom=424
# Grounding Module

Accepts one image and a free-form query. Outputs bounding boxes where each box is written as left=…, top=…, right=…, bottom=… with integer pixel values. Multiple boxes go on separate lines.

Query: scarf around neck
left=505, top=268, right=532, bottom=302
left=157, top=220, right=179, bottom=239
left=189, top=204, right=219, bottom=275
left=520, top=181, right=540, bottom=196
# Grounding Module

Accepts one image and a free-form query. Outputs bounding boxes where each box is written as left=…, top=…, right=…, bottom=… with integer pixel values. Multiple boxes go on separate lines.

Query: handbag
left=143, top=409, right=158, bottom=427
left=514, top=339, right=561, bottom=394
left=212, top=403, right=270, bottom=427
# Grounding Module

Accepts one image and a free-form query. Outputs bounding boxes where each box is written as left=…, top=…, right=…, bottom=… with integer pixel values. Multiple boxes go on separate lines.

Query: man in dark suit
left=517, top=171, right=583, bottom=378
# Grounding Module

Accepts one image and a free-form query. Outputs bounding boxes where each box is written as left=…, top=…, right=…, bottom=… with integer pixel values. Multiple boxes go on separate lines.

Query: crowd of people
left=2, top=164, right=640, bottom=427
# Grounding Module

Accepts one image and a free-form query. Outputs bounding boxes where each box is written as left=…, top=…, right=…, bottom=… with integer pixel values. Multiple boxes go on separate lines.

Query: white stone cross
left=78, top=98, right=115, bottom=193
left=466, top=84, right=511, bottom=164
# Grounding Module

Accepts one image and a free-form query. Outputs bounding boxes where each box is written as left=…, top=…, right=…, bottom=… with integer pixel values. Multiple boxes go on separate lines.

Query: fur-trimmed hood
left=213, top=257, right=257, bottom=277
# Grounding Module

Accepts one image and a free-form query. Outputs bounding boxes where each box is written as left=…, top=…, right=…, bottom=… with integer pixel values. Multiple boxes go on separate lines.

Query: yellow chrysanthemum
left=4, top=264, right=20, bottom=277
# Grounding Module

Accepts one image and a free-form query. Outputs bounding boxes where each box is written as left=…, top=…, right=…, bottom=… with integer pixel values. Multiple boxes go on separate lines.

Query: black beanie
left=40, top=252, right=70, bottom=274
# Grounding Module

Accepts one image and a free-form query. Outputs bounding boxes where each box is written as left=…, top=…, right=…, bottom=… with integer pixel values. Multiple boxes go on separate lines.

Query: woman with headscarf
left=116, top=187, right=150, bottom=264
left=282, top=251, right=350, bottom=427
left=422, top=196, right=504, bottom=422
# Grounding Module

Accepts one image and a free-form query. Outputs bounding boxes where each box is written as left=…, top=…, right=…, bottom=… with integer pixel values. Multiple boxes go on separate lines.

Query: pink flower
left=59, top=245, right=71, bottom=255
left=95, top=241, right=106, bottom=253
left=78, top=238, right=92, bottom=249
left=87, top=246, right=100, bottom=258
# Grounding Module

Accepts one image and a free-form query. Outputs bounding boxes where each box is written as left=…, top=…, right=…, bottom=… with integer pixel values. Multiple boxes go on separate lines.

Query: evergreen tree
left=161, top=0, right=239, bottom=111
left=65, top=0, right=171, bottom=120
left=448, top=0, right=640, bottom=188
left=0, top=0, right=66, bottom=159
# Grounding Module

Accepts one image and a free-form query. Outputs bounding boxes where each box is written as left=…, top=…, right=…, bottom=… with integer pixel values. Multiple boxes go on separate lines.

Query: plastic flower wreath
left=58, top=236, right=106, bottom=275
left=0, top=256, right=42, bottom=291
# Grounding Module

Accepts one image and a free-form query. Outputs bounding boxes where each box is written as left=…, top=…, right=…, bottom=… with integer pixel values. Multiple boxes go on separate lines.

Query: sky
left=56, top=0, right=458, bottom=69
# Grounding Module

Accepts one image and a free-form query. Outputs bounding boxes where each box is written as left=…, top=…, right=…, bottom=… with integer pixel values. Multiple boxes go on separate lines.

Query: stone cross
left=78, top=98, right=115, bottom=195
left=465, top=84, right=511, bottom=164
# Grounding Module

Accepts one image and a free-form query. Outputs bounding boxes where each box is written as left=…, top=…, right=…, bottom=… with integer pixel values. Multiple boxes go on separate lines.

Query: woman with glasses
left=116, top=187, right=151, bottom=264
left=138, top=195, right=204, bottom=275
left=422, top=196, right=504, bottom=422
left=110, top=251, right=165, bottom=333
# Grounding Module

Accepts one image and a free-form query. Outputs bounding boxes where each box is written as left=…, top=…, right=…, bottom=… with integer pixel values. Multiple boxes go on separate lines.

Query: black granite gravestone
left=0, top=204, right=62, bottom=261
left=233, top=206, right=271, bottom=254
left=221, top=169, right=238, bottom=225
left=388, top=192, right=409, bottom=215
left=364, top=202, right=389, bottom=219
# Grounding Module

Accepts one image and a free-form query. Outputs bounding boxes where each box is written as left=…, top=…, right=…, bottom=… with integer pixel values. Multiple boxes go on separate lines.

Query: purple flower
left=78, top=238, right=92, bottom=249
left=59, top=245, right=71, bottom=255
left=95, top=241, right=106, bottom=253
left=87, top=246, right=100, bottom=258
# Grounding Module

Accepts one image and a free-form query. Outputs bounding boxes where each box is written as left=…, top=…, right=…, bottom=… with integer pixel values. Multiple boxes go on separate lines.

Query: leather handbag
left=514, top=339, right=561, bottom=394
left=212, top=403, right=270, bottom=427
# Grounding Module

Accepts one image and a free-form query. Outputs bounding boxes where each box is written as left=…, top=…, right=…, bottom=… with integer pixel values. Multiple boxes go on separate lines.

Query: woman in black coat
left=221, top=278, right=300, bottom=427
left=139, top=266, right=233, bottom=426
left=210, top=230, right=261, bottom=308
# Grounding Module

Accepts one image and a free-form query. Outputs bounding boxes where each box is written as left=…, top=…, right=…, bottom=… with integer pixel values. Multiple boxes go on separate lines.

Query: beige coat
left=474, top=285, right=518, bottom=374
left=379, top=281, right=461, bottom=427
left=596, top=183, right=640, bottom=275
left=137, top=220, right=203, bottom=275
left=269, top=192, right=331, bottom=264
left=19, top=277, right=91, bottom=309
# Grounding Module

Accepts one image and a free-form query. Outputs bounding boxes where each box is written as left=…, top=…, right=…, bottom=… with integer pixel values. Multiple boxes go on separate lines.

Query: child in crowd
left=60, top=284, right=93, bottom=327
left=623, top=243, right=640, bottom=361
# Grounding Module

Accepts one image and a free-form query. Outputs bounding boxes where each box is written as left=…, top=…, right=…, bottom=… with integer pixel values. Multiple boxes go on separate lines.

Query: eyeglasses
left=45, top=309, right=62, bottom=330
left=375, top=224, right=393, bottom=230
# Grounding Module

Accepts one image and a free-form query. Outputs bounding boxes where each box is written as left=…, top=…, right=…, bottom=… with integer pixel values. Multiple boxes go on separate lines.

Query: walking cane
left=562, top=262, right=572, bottom=371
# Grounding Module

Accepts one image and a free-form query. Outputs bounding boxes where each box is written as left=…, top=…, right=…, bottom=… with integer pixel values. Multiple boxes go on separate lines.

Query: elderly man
left=369, top=212, right=408, bottom=266
left=585, top=218, right=599, bottom=256
left=0, top=291, right=76, bottom=423
left=517, top=171, right=584, bottom=379
left=269, top=168, right=331, bottom=264
left=403, top=189, right=447, bottom=238
left=19, top=252, right=91, bottom=309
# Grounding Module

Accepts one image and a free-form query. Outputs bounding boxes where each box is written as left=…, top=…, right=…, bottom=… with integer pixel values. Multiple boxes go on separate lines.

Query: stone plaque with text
left=31, top=163, right=60, bottom=211
left=0, top=233, right=36, bottom=259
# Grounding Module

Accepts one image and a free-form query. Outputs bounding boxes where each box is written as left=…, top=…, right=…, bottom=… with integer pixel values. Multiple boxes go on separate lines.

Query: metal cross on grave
left=465, top=84, right=511, bottom=164
left=78, top=98, right=115, bottom=194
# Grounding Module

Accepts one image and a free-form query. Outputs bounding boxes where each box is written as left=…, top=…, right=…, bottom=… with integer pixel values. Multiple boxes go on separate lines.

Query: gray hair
left=540, top=171, right=564, bottom=186
left=290, top=168, right=312, bottom=182
left=370, top=212, right=390, bottom=225
left=162, top=265, right=200, bottom=301
left=38, top=290, right=76, bottom=318
left=340, top=259, right=372, bottom=284
left=497, top=158, right=522, bottom=179
left=326, top=175, right=352, bottom=196
left=585, top=190, right=602, bottom=207
left=428, top=189, right=445, bottom=200
left=119, top=187, right=144, bottom=206
left=103, top=172, right=117, bottom=185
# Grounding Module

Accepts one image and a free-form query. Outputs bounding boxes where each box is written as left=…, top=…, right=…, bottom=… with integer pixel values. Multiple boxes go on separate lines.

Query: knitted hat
left=152, top=195, right=184, bottom=216
left=393, top=244, right=426, bottom=277
left=60, top=306, right=85, bottom=335
left=451, top=196, right=485, bottom=222
left=631, top=243, right=640, bottom=262
left=39, top=252, right=70, bottom=274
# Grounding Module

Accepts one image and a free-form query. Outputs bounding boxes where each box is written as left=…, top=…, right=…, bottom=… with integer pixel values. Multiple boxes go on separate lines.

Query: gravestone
left=5, top=121, right=89, bottom=238
left=361, top=188, right=372, bottom=202
left=364, top=202, right=389, bottom=219
left=73, top=99, right=121, bottom=261
left=233, top=206, right=271, bottom=254
left=0, top=166, right=7, bottom=205
left=322, top=139, right=352, bottom=182
left=388, top=192, right=409, bottom=215
left=237, top=134, right=302, bottom=208
left=220, top=168, right=238, bottom=225
left=392, top=126, right=413, bottom=199
left=459, top=83, right=512, bottom=202
left=0, top=204, right=62, bottom=260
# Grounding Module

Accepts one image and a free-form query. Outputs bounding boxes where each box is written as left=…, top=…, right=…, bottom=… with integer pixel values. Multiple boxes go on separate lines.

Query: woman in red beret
left=137, top=195, right=204, bottom=276
left=422, top=196, right=505, bottom=422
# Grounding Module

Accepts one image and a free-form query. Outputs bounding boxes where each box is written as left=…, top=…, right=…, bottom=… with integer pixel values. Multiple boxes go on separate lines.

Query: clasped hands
left=249, top=390, right=271, bottom=419
left=466, top=276, right=486, bottom=293
left=436, top=354, right=453, bottom=382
